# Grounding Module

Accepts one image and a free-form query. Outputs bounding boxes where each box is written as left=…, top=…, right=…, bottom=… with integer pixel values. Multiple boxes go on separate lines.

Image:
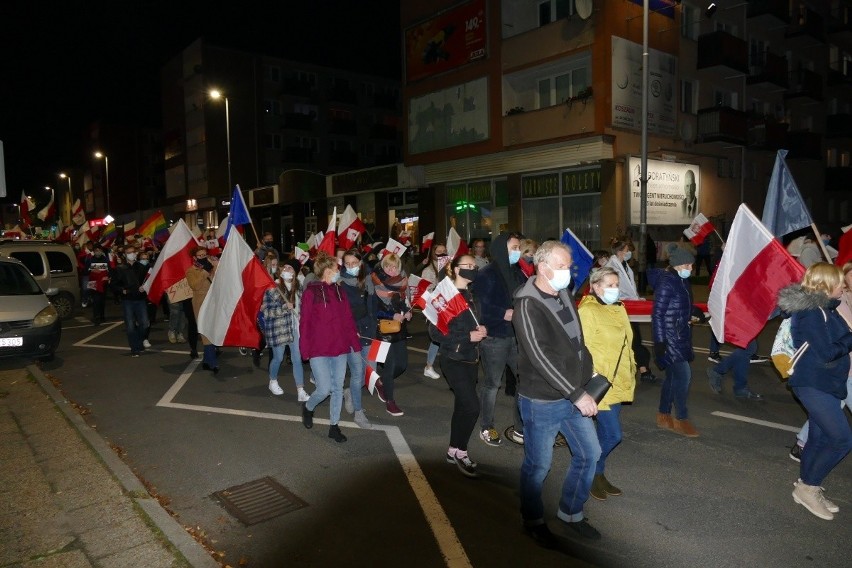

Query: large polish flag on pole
left=421, top=276, right=470, bottom=334
left=317, top=207, right=338, bottom=256
left=709, top=204, right=805, bottom=347
left=337, top=204, right=366, bottom=250
left=142, top=219, right=197, bottom=306
left=198, top=231, right=275, bottom=347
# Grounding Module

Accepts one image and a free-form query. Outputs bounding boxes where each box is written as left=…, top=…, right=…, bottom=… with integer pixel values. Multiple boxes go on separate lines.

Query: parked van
left=0, top=240, right=80, bottom=318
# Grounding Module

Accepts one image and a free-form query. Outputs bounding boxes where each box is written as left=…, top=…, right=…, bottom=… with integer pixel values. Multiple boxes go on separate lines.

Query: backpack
left=770, top=312, right=818, bottom=379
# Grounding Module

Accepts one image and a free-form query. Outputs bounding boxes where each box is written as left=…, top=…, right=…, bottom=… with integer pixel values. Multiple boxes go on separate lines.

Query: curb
left=27, top=364, right=220, bottom=568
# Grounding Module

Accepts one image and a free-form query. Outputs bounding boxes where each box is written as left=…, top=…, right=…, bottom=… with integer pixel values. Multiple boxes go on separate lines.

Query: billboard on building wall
left=611, top=36, right=677, bottom=137
left=628, top=157, right=700, bottom=226
left=404, top=0, right=487, bottom=84
left=628, top=0, right=677, bottom=18
left=408, top=77, right=489, bottom=154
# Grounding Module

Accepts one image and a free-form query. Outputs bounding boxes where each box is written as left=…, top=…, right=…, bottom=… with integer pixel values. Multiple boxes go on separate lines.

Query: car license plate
left=0, top=337, right=24, bottom=347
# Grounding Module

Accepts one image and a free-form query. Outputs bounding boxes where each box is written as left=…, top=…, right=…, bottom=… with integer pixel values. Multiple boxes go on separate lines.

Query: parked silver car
left=0, top=257, right=62, bottom=361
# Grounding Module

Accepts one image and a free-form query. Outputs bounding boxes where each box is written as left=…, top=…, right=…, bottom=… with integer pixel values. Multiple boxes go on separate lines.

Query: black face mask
left=197, top=258, right=213, bottom=271
left=263, top=241, right=273, bottom=247
left=458, top=268, right=478, bottom=282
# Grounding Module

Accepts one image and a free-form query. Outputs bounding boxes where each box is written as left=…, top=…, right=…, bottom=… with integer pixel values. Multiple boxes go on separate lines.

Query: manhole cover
left=213, top=476, right=308, bottom=525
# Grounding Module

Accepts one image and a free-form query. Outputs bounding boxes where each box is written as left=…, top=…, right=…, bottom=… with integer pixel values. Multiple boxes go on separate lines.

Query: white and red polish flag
left=421, top=276, right=470, bottom=334
left=446, top=227, right=469, bottom=259
left=198, top=229, right=275, bottom=347
left=142, top=219, right=198, bottom=306
left=337, top=204, right=366, bottom=250
left=364, top=365, right=380, bottom=395
left=71, top=199, right=86, bottom=226
left=19, top=190, right=34, bottom=228
left=709, top=204, right=805, bottom=348
left=37, top=188, right=55, bottom=221
left=421, top=231, right=434, bottom=252
left=379, top=237, right=407, bottom=259
left=307, top=231, right=323, bottom=255
left=367, top=339, right=391, bottom=363
left=683, top=213, right=715, bottom=246
left=408, top=274, right=432, bottom=309
left=317, top=207, right=338, bottom=256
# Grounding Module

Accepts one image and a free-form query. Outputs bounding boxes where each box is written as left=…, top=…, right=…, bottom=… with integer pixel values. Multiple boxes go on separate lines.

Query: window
left=536, top=67, right=588, bottom=108
left=296, top=71, right=317, bottom=87
left=713, top=89, right=738, bottom=109
left=264, top=134, right=282, bottom=150
left=749, top=38, right=769, bottom=68
left=264, top=65, right=281, bottom=83
left=682, top=5, right=699, bottom=41
left=681, top=80, right=698, bottom=114
left=10, top=252, right=44, bottom=277
left=330, top=108, right=353, bottom=120
left=46, top=252, right=73, bottom=274
left=293, top=103, right=318, bottom=117
left=538, top=0, right=573, bottom=26
left=264, top=99, right=281, bottom=115
left=296, top=137, right=318, bottom=151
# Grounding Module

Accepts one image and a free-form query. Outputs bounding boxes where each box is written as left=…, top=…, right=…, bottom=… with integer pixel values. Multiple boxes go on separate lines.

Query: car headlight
left=33, top=304, right=59, bottom=327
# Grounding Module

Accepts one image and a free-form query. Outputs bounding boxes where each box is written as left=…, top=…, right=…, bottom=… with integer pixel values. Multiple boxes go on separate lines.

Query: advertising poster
left=405, top=0, right=487, bottom=83
left=408, top=77, right=489, bottom=154
left=628, top=157, right=700, bottom=225
left=611, top=36, right=677, bottom=137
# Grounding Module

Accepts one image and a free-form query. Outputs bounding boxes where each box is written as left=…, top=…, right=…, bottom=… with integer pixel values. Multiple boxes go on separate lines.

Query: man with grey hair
left=513, top=240, right=602, bottom=545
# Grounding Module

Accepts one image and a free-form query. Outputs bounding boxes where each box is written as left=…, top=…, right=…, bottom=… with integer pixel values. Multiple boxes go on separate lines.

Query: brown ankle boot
left=590, top=475, right=608, bottom=501
left=598, top=474, right=622, bottom=496
left=656, top=412, right=674, bottom=430
left=672, top=418, right=699, bottom=437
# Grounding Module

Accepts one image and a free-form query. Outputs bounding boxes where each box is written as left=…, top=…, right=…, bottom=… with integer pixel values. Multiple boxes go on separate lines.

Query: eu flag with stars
left=560, top=227, right=594, bottom=293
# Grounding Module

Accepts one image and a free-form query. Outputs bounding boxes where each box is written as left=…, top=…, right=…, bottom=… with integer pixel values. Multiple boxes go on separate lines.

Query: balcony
left=502, top=97, right=595, bottom=147
left=785, top=68, right=823, bottom=102
left=786, top=131, right=823, bottom=160
left=329, top=149, right=359, bottom=168
left=827, top=67, right=852, bottom=89
left=696, top=106, right=748, bottom=145
left=826, top=113, right=852, bottom=139
left=328, top=118, right=358, bottom=136
left=328, top=86, right=358, bottom=105
left=785, top=8, right=825, bottom=45
left=825, top=167, right=852, bottom=191
left=280, top=78, right=316, bottom=98
left=747, top=117, right=788, bottom=150
left=283, top=146, right=315, bottom=164
left=747, top=0, right=791, bottom=27
left=369, top=124, right=399, bottom=140
left=747, top=51, right=788, bottom=91
left=827, top=12, right=852, bottom=41
left=282, top=112, right=314, bottom=131
left=696, top=31, right=749, bottom=76
left=371, top=92, right=399, bottom=111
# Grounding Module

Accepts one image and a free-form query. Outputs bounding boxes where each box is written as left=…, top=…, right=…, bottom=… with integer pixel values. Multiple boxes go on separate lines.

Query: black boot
left=302, top=403, right=313, bottom=429
left=328, top=424, right=347, bottom=443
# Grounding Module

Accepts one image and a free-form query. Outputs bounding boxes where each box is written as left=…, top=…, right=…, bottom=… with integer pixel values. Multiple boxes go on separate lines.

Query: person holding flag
left=186, top=246, right=219, bottom=372
left=300, top=252, right=362, bottom=443
left=427, top=254, right=487, bottom=478
left=421, top=242, right=450, bottom=380
left=110, top=245, right=150, bottom=357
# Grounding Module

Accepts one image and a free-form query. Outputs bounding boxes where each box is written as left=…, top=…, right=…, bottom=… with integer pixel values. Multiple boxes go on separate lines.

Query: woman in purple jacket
left=300, top=252, right=362, bottom=443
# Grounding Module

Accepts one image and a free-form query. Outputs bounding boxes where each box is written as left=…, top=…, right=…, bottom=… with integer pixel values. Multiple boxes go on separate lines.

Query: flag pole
left=467, top=307, right=480, bottom=328
left=809, top=222, right=832, bottom=262
left=713, top=229, right=726, bottom=245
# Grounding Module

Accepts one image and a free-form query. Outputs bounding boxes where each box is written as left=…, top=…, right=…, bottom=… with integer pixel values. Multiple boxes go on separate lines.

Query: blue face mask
left=623, top=251, right=632, bottom=262
left=330, top=272, right=341, bottom=283
left=602, top=288, right=620, bottom=304
left=508, top=250, right=522, bottom=265
left=678, top=269, right=692, bottom=279
left=346, top=266, right=360, bottom=277
left=546, top=264, right=572, bottom=291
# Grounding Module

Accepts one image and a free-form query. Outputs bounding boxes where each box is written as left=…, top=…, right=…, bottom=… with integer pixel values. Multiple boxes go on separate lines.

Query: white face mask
left=297, top=273, right=305, bottom=285
left=282, top=271, right=294, bottom=281
left=546, top=263, right=572, bottom=291
left=623, top=251, right=632, bottom=262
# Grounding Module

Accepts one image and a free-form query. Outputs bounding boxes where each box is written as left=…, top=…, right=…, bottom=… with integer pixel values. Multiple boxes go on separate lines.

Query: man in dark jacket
left=111, top=245, right=150, bottom=356
left=514, top=240, right=601, bottom=545
left=471, top=232, right=525, bottom=446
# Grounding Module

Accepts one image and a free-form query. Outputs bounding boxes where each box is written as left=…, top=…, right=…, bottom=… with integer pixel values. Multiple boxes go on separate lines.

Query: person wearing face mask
left=777, top=263, right=852, bottom=521
left=421, top=244, right=450, bottom=380
left=428, top=255, right=487, bottom=478
left=84, top=245, right=110, bottom=325
left=138, top=251, right=157, bottom=349
left=518, top=239, right=538, bottom=279
left=186, top=246, right=219, bottom=372
left=652, top=243, right=698, bottom=437
left=513, top=240, right=601, bottom=544
left=470, top=232, right=526, bottom=447
left=278, top=260, right=309, bottom=401
left=262, top=260, right=307, bottom=400
left=255, top=231, right=279, bottom=262
left=578, top=267, right=636, bottom=501
left=471, top=238, right=490, bottom=270
left=339, top=250, right=376, bottom=429
left=300, top=252, right=362, bottom=443
left=110, top=245, right=150, bottom=357
left=606, top=239, right=656, bottom=384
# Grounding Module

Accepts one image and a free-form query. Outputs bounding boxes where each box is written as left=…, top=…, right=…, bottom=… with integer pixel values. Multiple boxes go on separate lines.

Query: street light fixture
left=94, top=152, right=110, bottom=215
left=209, top=88, right=232, bottom=191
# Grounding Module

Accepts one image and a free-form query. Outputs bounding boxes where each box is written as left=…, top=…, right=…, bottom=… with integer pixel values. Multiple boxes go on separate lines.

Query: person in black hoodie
left=470, top=232, right=526, bottom=446
left=339, top=249, right=376, bottom=429
left=111, top=245, right=150, bottom=356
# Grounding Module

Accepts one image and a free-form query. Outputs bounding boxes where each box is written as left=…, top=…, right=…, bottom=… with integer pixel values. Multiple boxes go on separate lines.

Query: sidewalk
left=0, top=366, right=218, bottom=568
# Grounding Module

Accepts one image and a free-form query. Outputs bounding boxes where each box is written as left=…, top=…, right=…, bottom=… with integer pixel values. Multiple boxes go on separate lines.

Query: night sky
left=0, top=0, right=401, bottom=202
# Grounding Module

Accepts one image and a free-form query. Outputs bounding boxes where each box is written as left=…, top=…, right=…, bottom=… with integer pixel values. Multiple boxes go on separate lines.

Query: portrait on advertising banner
left=629, top=157, right=701, bottom=225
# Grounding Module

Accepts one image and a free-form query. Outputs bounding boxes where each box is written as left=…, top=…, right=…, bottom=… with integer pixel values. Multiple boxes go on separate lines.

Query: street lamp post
left=209, top=89, right=232, bottom=191
left=59, top=173, right=73, bottom=226
left=94, top=152, right=110, bottom=215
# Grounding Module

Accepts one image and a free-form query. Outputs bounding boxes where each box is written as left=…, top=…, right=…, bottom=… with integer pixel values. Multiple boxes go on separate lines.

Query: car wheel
left=38, top=353, right=55, bottom=363
left=51, top=292, right=74, bottom=319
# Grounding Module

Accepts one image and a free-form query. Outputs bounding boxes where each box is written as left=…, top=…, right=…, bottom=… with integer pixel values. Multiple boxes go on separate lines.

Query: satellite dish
left=576, top=0, right=593, bottom=20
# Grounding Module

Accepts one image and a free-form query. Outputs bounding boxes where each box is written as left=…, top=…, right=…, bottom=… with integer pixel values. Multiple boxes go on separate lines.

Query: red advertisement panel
left=405, top=0, right=487, bottom=84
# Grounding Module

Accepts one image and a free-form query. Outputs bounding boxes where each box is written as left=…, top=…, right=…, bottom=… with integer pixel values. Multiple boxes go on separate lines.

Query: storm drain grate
left=213, top=476, right=308, bottom=525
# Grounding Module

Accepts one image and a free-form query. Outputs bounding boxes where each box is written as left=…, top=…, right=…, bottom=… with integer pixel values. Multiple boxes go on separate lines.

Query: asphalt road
left=5, top=305, right=850, bottom=568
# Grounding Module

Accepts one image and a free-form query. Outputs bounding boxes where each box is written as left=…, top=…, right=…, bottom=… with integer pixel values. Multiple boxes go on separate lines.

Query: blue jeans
left=518, top=395, right=601, bottom=524
left=595, top=404, right=622, bottom=475
left=122, top=299, right=149, bottom=352
left=306, top=354, right=347, bottom=425
left=479, top=335, right=521, bottom=431
left=658, top=360, right=692, bottom=419
left=426, top=341, right=439, bottom=366
left=797, top=376, right=852, bottom=446
left=709, top=332, right=720, bottom=353
left=712, top=340, right=757, bottom=393
left=269, top=329, right=305, bottom=388
left=203, top=344, right=218, bottom=367
left=168, top=299, right=186, bottom=335
left=792, top=386, right=852, bottom=486
left=345, top=345, right=369, bottom=412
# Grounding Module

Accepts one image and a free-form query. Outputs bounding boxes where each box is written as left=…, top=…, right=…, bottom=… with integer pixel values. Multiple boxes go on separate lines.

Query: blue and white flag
left=761, top=150, right=812, bottom=238
left=560, top=227, right=594, bottom=292
left=225, top=184, right=252, bottom=240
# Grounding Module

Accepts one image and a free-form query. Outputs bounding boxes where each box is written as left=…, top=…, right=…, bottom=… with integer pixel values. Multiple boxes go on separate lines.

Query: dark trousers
left=182, top=299, right=198, bottom=355
left=441, top=357, right=481, bottom=452
left=631, top=322, right=651, bottom=370
left=379, top=340, right=408, bottom=402
left=90, top=292, right=105, bottom=323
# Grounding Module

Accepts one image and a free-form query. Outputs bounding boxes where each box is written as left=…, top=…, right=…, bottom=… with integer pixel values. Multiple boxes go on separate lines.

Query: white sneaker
left=176, top=333, right=186, bottom=343
left=143, top=339, right=152, bottom=348
left=268, top=380, right=284, bottom=396
left=353, top=409, right=372, bottom=429
left=343, top=388, right=355, bottom=414
left=167, top=330, right=176, bottom=344
left=424, top=366, right=441, bottom=379
left=297, top=387, right=310, bottom=402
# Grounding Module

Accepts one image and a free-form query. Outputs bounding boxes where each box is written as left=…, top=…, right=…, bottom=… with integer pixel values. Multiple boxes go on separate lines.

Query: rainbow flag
left=100, top=222, right=118, bottom=247
left=139, top=211, right=168, bottom=240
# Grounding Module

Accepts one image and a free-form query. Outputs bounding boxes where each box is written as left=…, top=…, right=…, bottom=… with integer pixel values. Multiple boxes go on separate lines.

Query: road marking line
left=712, top=411, right=800, bottom=432
left=73, top=322, right=122, bottom=346
left=156, top=365, right=472, bottom=568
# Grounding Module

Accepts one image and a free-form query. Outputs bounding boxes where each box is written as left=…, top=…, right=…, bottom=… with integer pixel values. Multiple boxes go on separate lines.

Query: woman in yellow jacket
left=578, top=266, right=637, bottom=501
